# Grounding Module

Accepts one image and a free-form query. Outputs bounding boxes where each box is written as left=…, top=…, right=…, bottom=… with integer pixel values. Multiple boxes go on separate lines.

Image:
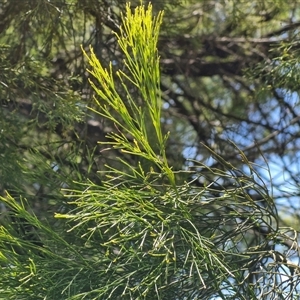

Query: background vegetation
left=1, top=0, right=300, bottom=299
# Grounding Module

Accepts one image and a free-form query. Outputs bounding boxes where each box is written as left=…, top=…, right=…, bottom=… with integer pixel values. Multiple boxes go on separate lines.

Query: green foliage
left=1, top=1, right=300, bottom=300
left=82, top=4, right=175, bottom=187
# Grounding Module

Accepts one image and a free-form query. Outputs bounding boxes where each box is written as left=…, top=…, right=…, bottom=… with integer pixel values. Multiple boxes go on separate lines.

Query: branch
left=1, top=98, right=107, bottom=145
left=242, top=115, right=300, bottom=153
left=265, top=21, right=300, bottom=38
left=161, top=57, right=243, bottom=77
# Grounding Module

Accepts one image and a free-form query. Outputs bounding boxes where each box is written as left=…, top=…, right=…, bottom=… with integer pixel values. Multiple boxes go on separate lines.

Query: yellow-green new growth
left=82, top=3, right=175, bottom=187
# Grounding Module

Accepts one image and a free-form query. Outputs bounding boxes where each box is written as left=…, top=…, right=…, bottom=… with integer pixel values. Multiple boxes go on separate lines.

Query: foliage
left=0, top=1, right=299, bottom=300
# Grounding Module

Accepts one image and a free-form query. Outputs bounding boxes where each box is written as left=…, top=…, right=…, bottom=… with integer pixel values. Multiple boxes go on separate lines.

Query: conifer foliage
left=0, top=2, right=300, bottom=299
